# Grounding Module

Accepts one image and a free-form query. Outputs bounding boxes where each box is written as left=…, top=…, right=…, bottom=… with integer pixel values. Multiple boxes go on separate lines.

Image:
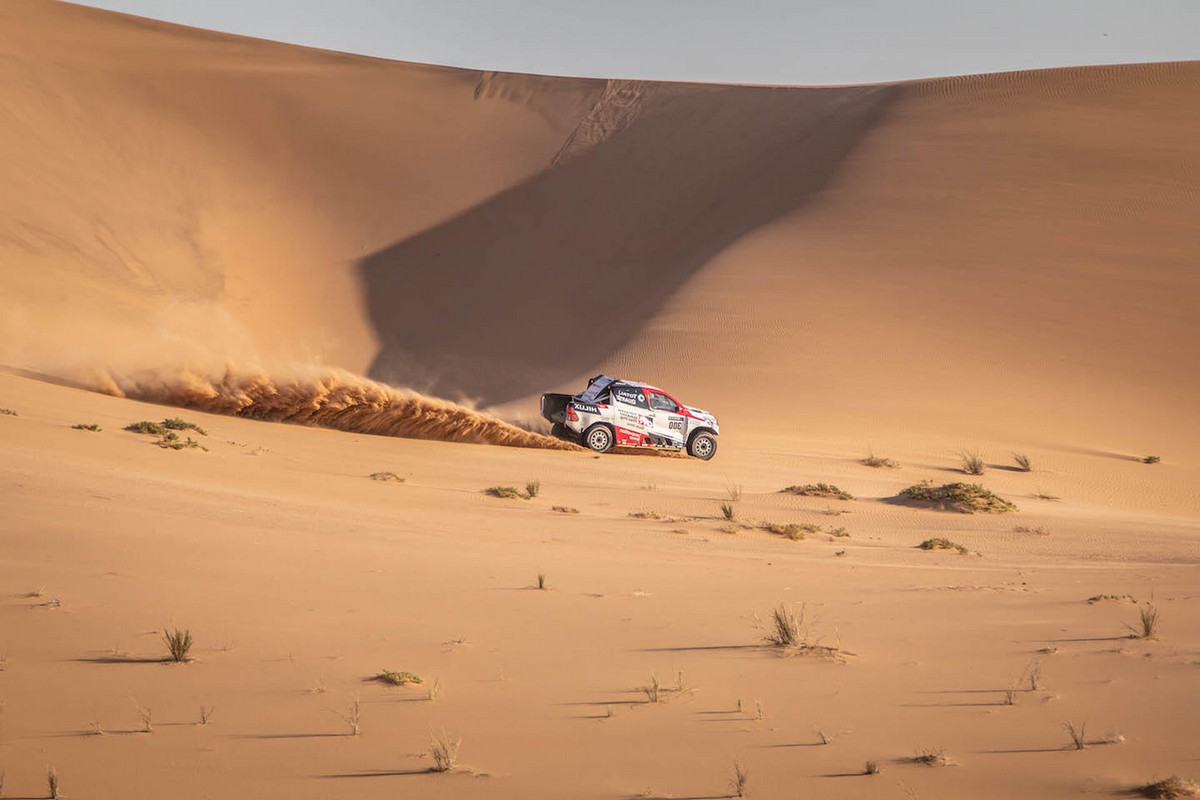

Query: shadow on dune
left=360, top=82, right=895, bottom=405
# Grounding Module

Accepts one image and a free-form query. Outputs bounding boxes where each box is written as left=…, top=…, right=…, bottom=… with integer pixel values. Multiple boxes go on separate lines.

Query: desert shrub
left=375, top=670, right=423, bottom=686
left=862, top=451, right=899, bottom=468
left=1139, top=776, right=1200, bottom=798
left=730, top=761, right=748, bottom=797
left=901, top=482, right=1016, bottom=513
left=552, top=506, right=579, bottom=514
left=1013, top=452, right=1033, bottom=471
left=485, top=486, right=525, bottom=499
left=157, top=432, right=207, bottom=451
left=827, top=526, right=850, bottom=538
left=912, top=747, right=950, bottom=766
left=629, top=511, right=661, bottom=520
left=126, top=421, right=168, bottom=435
left=780, top=483, right=853, bottom=500
left=959, top=451, right=985, bottom=475
left=369, top=471, right=404, bottom=482
left=763, top=603, right=800, bottom=647
left=864, top=760, right=880, bottom=775
left=72, top=423, right=101, bottom=432
left=161, top=418, right=207, bottom=435
left=430, top=731, right=461, bottom=772
left=1143, top=455, right=1161, bottom=464
left=536, top=572, right=547, bottom=590
left=525, top=479, right=541, bottom=498
left=163, top=627, right=193, bottom=662
left=760, top=522, right=813, bottom=540
left=720, top=501, right=736, bottom=521
left=1064, top=721, right=1087, bottom=751
left=1131, top=601, right=1160, bottom=639
left=918, top=538, right=969, bottom=555
left=0, top=407, right=17, bottom=416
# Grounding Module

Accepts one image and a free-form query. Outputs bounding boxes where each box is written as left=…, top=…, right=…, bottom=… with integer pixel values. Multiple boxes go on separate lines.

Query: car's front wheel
left=583, top=423, right=614, bottom=454
left=687, top=430, right=717, bottom=460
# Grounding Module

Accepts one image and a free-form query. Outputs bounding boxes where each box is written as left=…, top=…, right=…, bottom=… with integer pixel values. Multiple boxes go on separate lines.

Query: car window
left=612, top=383, right=649, bottom=409
left=648, top=392, right=676, bottom=412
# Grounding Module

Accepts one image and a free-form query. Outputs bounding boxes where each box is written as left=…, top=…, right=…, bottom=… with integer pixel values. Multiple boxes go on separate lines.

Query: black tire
left=583, top=423, right=614, bottom=454
left=687, top=430, right=718, bottom=460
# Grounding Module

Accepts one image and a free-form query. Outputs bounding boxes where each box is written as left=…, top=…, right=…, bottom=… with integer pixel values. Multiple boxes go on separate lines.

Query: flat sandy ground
left=2, top=370, right=1197, bottom=799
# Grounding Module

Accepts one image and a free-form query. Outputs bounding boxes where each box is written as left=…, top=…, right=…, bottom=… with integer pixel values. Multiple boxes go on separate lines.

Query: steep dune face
left=598, top=63, right=1200, bottom=450
left=2, top=0, right=1197, bottom=454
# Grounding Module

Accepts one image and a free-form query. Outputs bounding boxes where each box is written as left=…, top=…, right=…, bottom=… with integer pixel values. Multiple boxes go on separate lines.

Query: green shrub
left=919, top=538, right=969, bottom=555
left=72, top=423, right=101, bottom=432
left=901, top=482, right=1016, bottom=513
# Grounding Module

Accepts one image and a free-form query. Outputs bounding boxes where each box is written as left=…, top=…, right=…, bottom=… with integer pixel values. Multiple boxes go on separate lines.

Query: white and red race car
left=541, top=375, right=719, bottom=460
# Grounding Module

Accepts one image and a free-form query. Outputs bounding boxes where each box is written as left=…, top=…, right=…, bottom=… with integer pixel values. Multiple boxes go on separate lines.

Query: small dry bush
left=643, top=672, right=663, bottom=703
left=862, top=451, right=899, bottom=469
left=781, top=483, right=853, bottom=500
left=525, top=479, right=541, bottom=498
left=912, top=747, right=951, bottom=766
left=552, top=505, right=579, bottom=514
left=1013, top=525, right=1049, bottom=535
left=1064, top=721, right=1087, bottom=751
left=726, top=484, right=743, bottom=502
left=375, top=670, right=423, bottom=686
left=72, top=423, right=101, bottom=432
left=0, top=408, right=17, bottom=416
left=1130, top=602, right=1160, bottom=639
left=764, top=603, right=800, bottom=647
left=48, top=768, right=60, bottom=799
left=429, top=731, right=461, bottom=772
left=1013, top=452, right=1033, bottom=471
left=959, top=451, right=985, bottom=475
left=901, top=481, right=1016, bottom=513
left=827, top=526, right=850, bottom=538
left=369, top=471, right=404, bottom=482
left=730, top=761, right=748, bottom=797
left=1143, top=455, right=1161, bottom=464
left=760, top=522, right=817, bottom=540
left=720, top=501, right=736, bottom=521
left=918, top=538, right=969, bottom=555
left=864, top=760, right=880, bottom=775
left=536, top=572, right=547, bottom=590
left=1139, top=776, right=1200, bottom=799
left=163, top=627, right=193, bottom=662
left=485, top=486, right=526, bottom=499
left=629, top=510, right=661, bottom=520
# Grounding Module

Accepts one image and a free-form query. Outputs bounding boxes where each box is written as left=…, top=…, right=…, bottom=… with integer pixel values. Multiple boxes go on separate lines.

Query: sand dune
left=1, top=2, right=1198, bottom=799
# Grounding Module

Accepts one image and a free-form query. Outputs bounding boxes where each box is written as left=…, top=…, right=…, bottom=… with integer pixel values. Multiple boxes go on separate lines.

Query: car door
left=609, top=383, right=653, bottom=442
left=646, top=391, right=688, bottom=446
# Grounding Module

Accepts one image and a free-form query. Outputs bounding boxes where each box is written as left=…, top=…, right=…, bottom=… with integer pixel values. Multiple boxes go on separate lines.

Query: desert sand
left=1, top=1, right=1198, bottom=798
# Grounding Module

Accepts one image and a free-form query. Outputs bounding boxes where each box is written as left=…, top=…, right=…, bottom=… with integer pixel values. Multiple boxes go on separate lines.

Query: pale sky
left=71, top=0, right=1200, bottom=85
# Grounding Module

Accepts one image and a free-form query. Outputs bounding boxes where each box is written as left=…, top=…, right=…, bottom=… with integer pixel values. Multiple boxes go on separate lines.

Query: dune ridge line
left=91, top=366, right=577, bottom=449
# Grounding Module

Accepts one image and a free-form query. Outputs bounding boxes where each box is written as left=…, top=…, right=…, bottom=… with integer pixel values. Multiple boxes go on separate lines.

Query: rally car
left=541, top=375, right=719, bottom=460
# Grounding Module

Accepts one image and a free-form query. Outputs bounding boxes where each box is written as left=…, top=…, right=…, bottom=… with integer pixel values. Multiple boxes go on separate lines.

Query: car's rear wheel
left=583, top=423, right=614, bottom=454
left=687, top=430, right=717, bottom=460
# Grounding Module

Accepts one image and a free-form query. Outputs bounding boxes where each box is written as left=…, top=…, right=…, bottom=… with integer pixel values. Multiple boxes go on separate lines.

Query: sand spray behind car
left=85, top=364, right=580, bottom=450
